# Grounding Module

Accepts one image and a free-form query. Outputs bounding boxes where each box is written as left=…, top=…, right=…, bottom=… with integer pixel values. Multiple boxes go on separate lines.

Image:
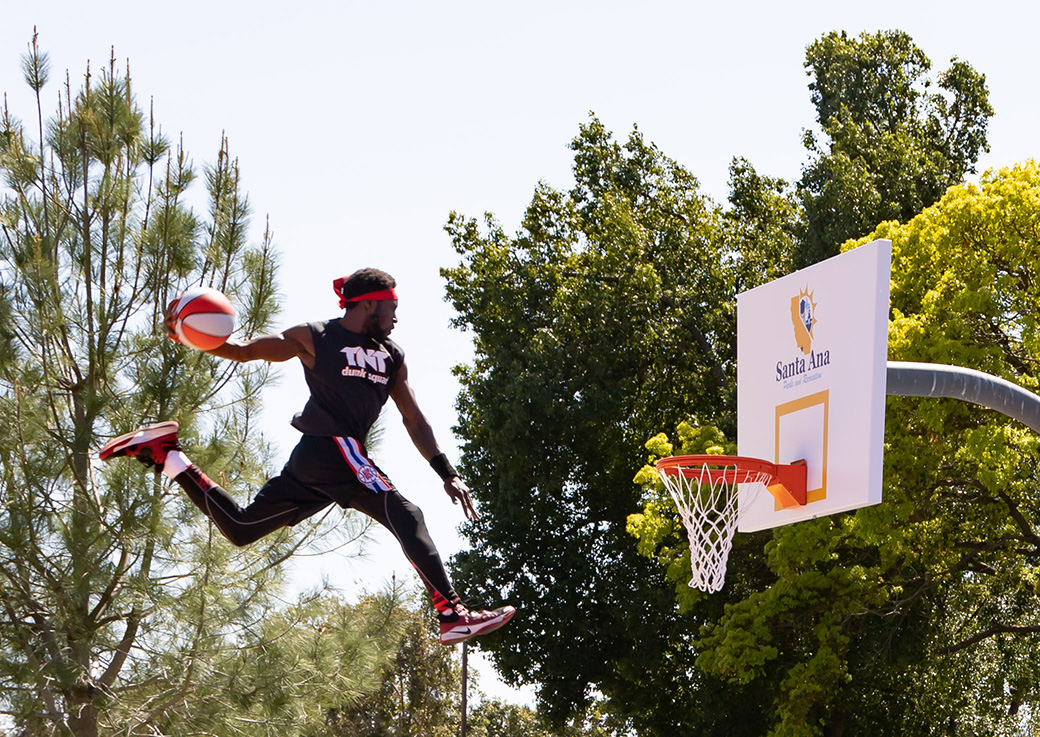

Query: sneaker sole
left=440, top=606, right=516, bottom=645
left=99, top=421, right=180, bottom=461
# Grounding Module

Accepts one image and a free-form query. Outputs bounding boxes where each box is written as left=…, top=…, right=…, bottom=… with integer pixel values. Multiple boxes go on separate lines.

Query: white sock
left=162, top=449, right=191, bottom=480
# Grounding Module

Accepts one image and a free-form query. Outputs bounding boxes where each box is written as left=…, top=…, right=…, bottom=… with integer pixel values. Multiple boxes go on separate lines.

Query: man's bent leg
left=300, top=435, right=516, bottom=644
left=360, top=491, right=516, bottom=644
left=165, top=450, right=332, bottom=547
left=350, top=488, right=461, bottom=612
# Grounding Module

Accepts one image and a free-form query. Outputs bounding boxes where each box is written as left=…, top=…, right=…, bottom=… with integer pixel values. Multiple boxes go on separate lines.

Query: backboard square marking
left=775, top=390, right=828, bottom=508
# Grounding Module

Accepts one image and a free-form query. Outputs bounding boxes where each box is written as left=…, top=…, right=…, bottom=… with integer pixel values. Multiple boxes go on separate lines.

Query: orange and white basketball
left=172, top=287, right=235, bottom=351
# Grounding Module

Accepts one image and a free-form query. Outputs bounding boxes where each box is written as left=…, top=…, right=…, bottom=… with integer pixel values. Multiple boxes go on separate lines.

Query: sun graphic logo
left=790, top=287, right=817, bottom=355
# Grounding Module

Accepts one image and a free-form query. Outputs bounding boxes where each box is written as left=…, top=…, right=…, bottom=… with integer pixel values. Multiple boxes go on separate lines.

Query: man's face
left=363, top=300, right=398, bottom=340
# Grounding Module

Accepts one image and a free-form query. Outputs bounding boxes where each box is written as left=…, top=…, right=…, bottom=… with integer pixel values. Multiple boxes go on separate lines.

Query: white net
left=657, top=461, right=769, bottom=593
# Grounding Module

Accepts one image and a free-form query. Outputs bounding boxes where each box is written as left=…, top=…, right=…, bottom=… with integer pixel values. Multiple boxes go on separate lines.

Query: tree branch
left=936, top=623, right=1040, bottom=655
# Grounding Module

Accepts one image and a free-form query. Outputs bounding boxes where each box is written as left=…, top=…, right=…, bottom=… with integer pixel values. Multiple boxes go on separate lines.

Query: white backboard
left=736, top=239, right=891, bottom=532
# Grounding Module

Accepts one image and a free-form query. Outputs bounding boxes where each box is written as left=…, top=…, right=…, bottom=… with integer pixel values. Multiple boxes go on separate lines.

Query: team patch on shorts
left=334, top=437, right=394, bottom=492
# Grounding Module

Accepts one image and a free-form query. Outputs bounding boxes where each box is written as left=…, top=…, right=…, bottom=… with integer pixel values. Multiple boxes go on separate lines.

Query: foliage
left=797, top=30, right=993, bottom=265
left=468, top=700, right=554, bottom=737
left=327, top=587, right=615, bottom=737
left=442, top=117, right=792, bottom=734
left=329, top=597, right=461, bottom=737
left=444, top=27, right=1013, bottom=737
left=632, top=163, right=1040, bottom=736
left=0, top=36, right=370, bottom=736
left=468, top=698, right=624, bottom=737
left=140, top=589, right=409, bottom=737
left=724, top=156, right=800, bottom=290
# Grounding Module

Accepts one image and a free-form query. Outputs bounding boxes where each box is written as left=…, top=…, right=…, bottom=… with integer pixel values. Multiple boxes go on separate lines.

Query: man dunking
left=99, top=268, right=515, bottom=644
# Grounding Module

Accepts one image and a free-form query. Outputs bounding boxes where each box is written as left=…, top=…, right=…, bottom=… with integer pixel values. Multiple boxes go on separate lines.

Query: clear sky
left=3, top=0, right=1038, bottom=705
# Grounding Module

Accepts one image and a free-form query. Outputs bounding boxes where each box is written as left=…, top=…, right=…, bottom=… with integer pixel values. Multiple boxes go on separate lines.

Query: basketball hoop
left=655, top=455, right=806, bottom=593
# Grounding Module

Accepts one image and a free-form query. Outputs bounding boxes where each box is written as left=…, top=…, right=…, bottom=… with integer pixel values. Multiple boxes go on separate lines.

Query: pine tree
left=329, top=594, right=462, bottom=737
left=0, top=34, right=370, bottom=737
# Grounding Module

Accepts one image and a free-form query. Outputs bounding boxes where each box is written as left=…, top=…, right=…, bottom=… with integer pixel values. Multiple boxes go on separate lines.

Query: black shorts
left=254, top=434, right=397, bottom=523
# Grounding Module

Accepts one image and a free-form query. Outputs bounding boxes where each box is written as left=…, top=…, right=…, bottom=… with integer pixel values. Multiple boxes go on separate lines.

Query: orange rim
left=655, top=455, right=779, bottom=483
left=655, top=455, right=808, bottom=508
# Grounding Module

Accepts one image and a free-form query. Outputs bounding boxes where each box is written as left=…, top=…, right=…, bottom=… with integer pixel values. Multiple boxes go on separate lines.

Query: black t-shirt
left=290, top=319, right=404, bottom=439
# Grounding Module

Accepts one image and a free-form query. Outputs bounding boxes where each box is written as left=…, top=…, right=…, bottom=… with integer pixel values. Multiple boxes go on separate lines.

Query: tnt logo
left=341, top=346, right=390, bottom=373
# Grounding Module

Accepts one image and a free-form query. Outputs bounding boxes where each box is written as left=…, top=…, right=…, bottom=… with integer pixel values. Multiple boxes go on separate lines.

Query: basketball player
left=99, top=268, right=514, bottom=644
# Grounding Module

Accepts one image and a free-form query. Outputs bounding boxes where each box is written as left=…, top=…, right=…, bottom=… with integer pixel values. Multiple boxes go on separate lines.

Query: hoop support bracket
left=769, top=459, right=807, bottom=508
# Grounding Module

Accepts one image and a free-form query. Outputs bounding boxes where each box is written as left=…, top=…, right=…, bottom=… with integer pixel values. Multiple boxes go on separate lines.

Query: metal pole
left=461, top=641, right=468, bottom=737
left=886, top=361, right=1040, bottom=434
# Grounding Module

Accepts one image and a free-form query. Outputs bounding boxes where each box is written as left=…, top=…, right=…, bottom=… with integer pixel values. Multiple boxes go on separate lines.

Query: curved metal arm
left=886, top=361, right=1040, bottom=434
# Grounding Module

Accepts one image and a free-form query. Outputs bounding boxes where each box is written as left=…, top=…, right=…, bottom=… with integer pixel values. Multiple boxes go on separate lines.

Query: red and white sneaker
left=99, top=421, right=180, bottom=472
left=439, top=605, right=516, bottom=645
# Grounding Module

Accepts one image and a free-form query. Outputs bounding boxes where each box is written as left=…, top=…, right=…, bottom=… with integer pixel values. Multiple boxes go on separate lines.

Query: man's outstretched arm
left=390, top=360, right=479, bottom=520
left=165, top=303, right=314, bottom=364
left=205, top=329, right=311, bottom=364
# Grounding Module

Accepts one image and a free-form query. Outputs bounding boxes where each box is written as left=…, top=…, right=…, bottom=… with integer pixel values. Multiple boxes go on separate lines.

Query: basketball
left=172, top=287, right=235, bottom=351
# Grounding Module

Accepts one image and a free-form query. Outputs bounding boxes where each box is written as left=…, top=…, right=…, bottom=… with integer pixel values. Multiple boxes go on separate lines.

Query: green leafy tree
left=444, top=29, right=1002, bottom=736
left=468, top=700, right=553, bottom=737
left=797, top=30, right=993, bottom=265
left=724, top=156, right=800, bottom=296
left=0, top=37, right=371, bottom=736
left=442, top=117, right=790, bottom=734
left=632, top=162, right=1040, bottom=735
left=468, top=699, right=623, bottom=737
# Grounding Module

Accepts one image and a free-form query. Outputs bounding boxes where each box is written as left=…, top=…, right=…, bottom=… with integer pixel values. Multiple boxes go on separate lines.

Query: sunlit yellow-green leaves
left=633, top=162, right=1040, bottom=734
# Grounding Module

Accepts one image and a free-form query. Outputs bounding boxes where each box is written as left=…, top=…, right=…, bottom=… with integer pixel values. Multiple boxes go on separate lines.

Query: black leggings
left=174, top=434, right=459, bottom=609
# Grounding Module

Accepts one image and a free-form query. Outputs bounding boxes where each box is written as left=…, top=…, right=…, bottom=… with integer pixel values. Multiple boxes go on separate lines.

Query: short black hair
left=339, top=268, right=396, bottom=309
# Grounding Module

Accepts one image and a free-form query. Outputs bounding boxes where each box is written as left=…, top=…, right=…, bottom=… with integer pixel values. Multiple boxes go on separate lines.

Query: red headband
left=333, top=277, right=398, bottom=308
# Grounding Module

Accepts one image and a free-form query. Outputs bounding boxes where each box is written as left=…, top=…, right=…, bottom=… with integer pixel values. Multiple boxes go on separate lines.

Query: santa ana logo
left=776, top=286, right=830, bottom=384
left=791, top=287, right=817, bottom=354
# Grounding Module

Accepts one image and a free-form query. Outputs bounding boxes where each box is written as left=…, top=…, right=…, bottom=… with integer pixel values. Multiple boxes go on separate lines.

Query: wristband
left=430, top=453, right=458, bottom=481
